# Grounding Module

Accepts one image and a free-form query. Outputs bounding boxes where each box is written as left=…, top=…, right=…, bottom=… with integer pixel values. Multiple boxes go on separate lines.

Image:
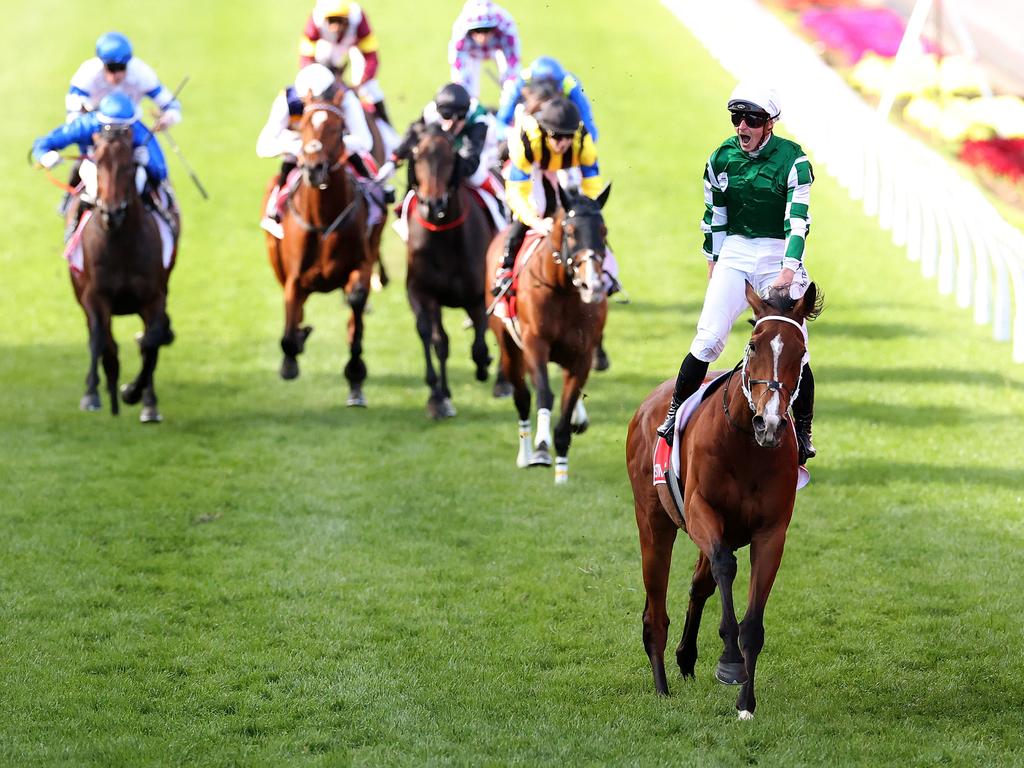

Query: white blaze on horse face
left=304, top=138, right=324, bottom=155
left=762, top=333, right=784, bottom=432
left=311, top=111, right=329, bottom=130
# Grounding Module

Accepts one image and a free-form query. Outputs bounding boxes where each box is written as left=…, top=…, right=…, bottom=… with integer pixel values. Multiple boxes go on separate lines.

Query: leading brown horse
left=263, top=90, right=383, bottom=406
left=406, top=124, right=496, bottom=418
left=626, top=283, right=821, bottom=719
left=72, top=125, right=176, bottom=422
left=486, top=183, right=610, bottom=484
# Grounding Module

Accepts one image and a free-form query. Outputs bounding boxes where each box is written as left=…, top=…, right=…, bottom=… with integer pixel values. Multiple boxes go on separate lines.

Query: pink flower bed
left=801, top=7, right=934, bottom=64
left=960, top=139, right=1024, bottom=184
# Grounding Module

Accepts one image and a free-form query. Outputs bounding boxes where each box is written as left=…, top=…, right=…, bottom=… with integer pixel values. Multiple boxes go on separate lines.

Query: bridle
left=549, top=205, right=606, bottom=293
left=412, top=129, right=460, bottom=228
left=739, top=315, right=806, bottom=413
left=93, top=126, right=135, bottom=230
left=299, top=101, right=348, bottom=187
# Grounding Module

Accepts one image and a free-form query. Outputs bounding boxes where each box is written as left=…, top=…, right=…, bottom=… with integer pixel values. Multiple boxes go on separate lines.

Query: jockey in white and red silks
left=298, top=0, right=392, bottom=127
left=448, top=0, right=520, bottom=104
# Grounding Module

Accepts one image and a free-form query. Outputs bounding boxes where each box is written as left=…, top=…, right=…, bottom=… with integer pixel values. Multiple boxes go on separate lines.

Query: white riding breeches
left=689, top=235, right=811, bottom=363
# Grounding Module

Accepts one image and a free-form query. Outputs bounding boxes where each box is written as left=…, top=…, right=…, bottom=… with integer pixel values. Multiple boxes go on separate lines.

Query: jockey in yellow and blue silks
left=492, top=98, right=601, bottom=295
left=496, top=56, right=597, bottom=141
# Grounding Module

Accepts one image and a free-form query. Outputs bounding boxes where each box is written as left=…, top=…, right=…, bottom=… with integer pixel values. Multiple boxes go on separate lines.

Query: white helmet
left=727, top=82, right=781, bottom=120
left=295, top=64, right=337, bottom=99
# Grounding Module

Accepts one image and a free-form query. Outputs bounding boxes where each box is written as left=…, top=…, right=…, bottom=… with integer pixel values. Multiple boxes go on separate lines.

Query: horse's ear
left=595, top=182, right=611, bottom=210
left=745, top=281, right=768, bottom=318
left=794, top=282, right=822, bottom=322
left=558, top=183, right=574, bottom=211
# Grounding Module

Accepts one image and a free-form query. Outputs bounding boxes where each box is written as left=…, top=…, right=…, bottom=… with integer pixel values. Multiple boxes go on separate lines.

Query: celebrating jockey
left=656, top=82, right=818, bottom=464
left=496, top=56, right=598, bottom=141
left=257, top=63, right=376, bottom=237
left=298, top=0, right=391, bottom=126
left=448, top=0, right=520, bottom=102
left=383, top=83, right=505, bottom=232
left=492, top=98, right=602, bottom=295
left=32, top=92, right=172, bottom=236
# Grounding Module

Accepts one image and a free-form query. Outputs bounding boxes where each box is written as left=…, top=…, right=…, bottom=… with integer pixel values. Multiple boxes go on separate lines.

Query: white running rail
left=662, top=0, right=1024, bottom=362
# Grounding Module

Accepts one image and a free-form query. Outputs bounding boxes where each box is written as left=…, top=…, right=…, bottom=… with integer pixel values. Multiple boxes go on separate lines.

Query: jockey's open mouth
left=737, top=127, right=755, bottom=150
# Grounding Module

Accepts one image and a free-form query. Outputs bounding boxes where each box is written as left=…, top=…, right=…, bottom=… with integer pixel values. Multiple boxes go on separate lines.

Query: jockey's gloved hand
left=133, top=146, right=150, bottom=166
left=35, top=150, right=63, bottom=170
left=154, top=109, right=182, bottom=132
left=374, top=161, right=396, bottom=183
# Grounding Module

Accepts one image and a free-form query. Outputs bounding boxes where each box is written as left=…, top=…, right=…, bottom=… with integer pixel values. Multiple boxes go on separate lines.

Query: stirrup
left=656, top=403, right=678, bottom=444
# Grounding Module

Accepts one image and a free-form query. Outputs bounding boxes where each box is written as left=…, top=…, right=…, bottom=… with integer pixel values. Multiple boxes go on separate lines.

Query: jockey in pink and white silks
left=656, top=82, right=818, bottom=465
left=448, top=0, right=520, bottom=103
left=257, top=63, right=375, bottom=238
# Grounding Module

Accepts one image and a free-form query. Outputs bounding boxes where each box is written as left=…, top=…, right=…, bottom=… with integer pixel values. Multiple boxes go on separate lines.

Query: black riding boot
left=656, top=353, right=711, bottom=445
left=792, top=363, right=816, bottom=465
left=493, top=219, right=527, bottom=295
left=373, top=100, right=391, bottom=126
left=348, top=153, right=370, bottom=178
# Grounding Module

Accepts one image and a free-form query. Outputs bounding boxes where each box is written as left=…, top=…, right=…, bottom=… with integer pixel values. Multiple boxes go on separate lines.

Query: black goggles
left=104, top=62, right=128, bottom=73
left=438, top=107, right=467, bottom=120
left=546, top=130, right=575, bottom=141
left=730, top=110, right=769, bottom=128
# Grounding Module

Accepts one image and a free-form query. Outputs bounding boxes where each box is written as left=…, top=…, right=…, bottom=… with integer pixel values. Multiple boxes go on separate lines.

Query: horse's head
left=554, top=183, right=611, bottom=305
left=413, top=124, right=456, bottom=222
left=92, top=124, right=136, bottom=231
left=299, top=90, right=348, bottom=189
left=741, top=281, right=822, bottom=449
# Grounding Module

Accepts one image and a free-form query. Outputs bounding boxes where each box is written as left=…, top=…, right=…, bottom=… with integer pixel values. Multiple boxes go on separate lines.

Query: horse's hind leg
left=637, top=500, right=678, bottom=696
left=735, top=529, right=787, bottom=720
left=122, top=303, right=170, bottom=422
left=676, top=552, right=716, bottom=678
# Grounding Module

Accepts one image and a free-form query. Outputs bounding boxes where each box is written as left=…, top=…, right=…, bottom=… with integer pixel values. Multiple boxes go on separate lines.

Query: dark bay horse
left=72, top=125, right=176, bottom=422
left=486, top=184, right=610, bottom=483
left=626, top=283, right=821, bottom=719
left=406, top=124, right=496, bottom=418
left=263, top=90, right=383, bottom=406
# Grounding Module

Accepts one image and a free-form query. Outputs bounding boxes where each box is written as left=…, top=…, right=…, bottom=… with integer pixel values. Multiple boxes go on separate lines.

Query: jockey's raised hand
left=34, top=150, right=63, bottom=170
left=374, top=160, right=395, bottom=184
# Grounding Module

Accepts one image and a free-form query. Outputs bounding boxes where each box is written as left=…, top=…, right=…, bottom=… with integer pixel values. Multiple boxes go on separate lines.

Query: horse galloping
left=263, top=90, right=383, bottom=406
left=486, top=183, right=610, bottom=484
left=73, top=124, right=176, bottom=422
left=626, top=283, right=822, bottom=719
left=406, top=124, right=496, bottom=418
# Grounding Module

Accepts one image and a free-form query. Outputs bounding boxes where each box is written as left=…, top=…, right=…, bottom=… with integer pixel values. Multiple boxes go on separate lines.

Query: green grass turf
left=2, top=1, right=1023, bottom=765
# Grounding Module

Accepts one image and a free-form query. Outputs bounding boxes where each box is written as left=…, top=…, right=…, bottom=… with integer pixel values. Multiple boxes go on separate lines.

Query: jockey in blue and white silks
left=496, top=56, right=597, bottom=141
left=67, top=32, right=182, bottom=130
left=33, top=92, right=169, bottom=196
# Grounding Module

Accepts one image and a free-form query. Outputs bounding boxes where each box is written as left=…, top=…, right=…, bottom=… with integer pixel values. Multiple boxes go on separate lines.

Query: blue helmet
left=97, top=92, right=137, bottom=125
left=528, top=56, right=565, bottom=84
left=96, top=32, right=133, bottom=66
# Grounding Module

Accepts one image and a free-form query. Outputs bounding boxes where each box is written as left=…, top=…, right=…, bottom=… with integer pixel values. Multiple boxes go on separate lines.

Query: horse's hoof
left=493, top=381, right=513, bottom=399
left=347, top=390, right=367, bottom=408
left=475, top=367, right=489, bottom=382
left=571, top=420, right=589, bottom=435
left=715, top=661, right=748, bottom=686
left=738, top=710, right=755, bottom=721
left=140, top=406, right=162, bottom=424
left=427, top=397, right=456, bottom=419
left=529, top=447, right=552, bottom=467
left=120, top=383, right=142, bottom=406
left=280, top=357, right=299, bottom=380
left=79, top=394, right=101, bottom=412
left=593, top=347, right=610, bottom=372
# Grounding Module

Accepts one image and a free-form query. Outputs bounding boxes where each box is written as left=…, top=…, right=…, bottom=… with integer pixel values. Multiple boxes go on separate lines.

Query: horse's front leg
left=411, top=291, right=451, bottom=419
left=80, top=300, right=110, bottom=414
left=676, top=551, right=716, bottom=678
left=735, top=528, right=787, bottom=720
left=551, top=366, right=588, bottom=484
left=122, top=300, right=171, bottom=422
left=524, top=338, right=553, bottom=467
left=280, top=277, right=311, bottom=380
left=343, top=250, right=373, bottom=407
left=465, top=301, right=491, bottom=383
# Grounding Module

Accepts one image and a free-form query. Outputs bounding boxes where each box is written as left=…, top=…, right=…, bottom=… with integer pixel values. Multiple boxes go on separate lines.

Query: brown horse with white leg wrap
left=486, top=183, right=610, bottom=484
left=626, top=282, right=821, bottom=719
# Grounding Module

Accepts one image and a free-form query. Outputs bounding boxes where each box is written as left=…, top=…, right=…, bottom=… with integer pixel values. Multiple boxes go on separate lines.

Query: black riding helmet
left=536, top=98, right=580, bottom=136
left=435, top=83, right=471, bottom=119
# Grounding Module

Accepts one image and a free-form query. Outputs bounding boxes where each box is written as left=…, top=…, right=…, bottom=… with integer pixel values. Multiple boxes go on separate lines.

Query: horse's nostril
left=752, top=415, right=765, bottom=432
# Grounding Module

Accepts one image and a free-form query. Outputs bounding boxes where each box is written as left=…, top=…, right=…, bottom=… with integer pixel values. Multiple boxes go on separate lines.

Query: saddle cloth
left=652, top=371, right=809, bottom=491
left=63, top=209, right=177, bottom=274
